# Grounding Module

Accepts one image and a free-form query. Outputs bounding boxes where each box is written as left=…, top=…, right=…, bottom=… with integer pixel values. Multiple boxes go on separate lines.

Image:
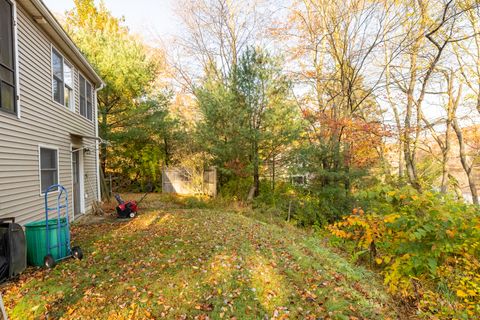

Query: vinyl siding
left=0, top=5, right=99, bottom=225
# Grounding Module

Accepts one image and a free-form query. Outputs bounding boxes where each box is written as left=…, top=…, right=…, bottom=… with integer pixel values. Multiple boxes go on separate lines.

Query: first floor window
left=40, top=147, right=58, bottom=193
left=52, top=48, right=74, bottom=109
left=0, top=0, right=17, bottom=114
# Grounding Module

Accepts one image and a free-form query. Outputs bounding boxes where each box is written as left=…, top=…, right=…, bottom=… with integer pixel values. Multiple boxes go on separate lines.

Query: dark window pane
left=52, top=50, right=63, bottom=79
left=80, top=76, right=86, bottom=96
left=40, top=148, right=58, bottom=193
left=1, top=82, right=14, bottom=112
left=86, top=82, right=93, bottom=120
left=0, top=0, right=16, bottom=114
left=41, top=171, right=58, bottom=193
left=0, top=65, right=13, bottom=84
left=41, top=171, right=53, bottom=191
left=79, top=75, right=86, bottom=116
left=0, top=0, right=13, bottom=69
left=53, top=77, right=62, bottom=103
left=86, top=82, right=92, bottom=102
left=80, top=97, right=86, bottom=116
left=87, top=101, right=92, bottom=120
left=40, top=148, right=57, bottom=169
left=80, top=76, right=93, bottom=120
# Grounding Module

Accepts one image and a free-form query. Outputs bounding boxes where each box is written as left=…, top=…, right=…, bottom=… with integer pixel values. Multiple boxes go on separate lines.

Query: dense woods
left=60, top=0, right=480, bottom=318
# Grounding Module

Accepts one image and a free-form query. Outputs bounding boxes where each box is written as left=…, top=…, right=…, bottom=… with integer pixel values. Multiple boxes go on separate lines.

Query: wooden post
left=109, top=174, right=113, bottom=198
left=272, top=156, right=276, bottom=192
left=99, top=169, right=111, bottom=202
left=287, top=200, right=292, bottom=222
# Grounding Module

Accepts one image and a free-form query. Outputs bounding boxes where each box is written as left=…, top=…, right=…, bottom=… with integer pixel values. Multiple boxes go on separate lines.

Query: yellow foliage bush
left=328, top=186, right=480, bottom=319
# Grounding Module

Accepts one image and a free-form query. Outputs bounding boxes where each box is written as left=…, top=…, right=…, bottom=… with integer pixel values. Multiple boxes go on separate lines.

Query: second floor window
left=0, top=0, right=17, bottom=114
left=52, top=48, right=73, bottom=109
left=79, top=74, right=93, bottom=121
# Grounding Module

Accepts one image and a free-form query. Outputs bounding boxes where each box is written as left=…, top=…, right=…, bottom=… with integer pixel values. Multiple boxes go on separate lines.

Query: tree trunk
left=163, top=136, right=170, bottom=167
left=253, top=141, right=260, bottom=198
left=440, top=73, right=456, bottom=194
left=100, top=108, right=108, bottom=177
left=272, top=155, right=275, bottom=192
left=392, top=106, right=403, bottom=179
left=452, top=117, right=479, bottom=205
left=99, top=168, right=111, bottom=202
left=404, top=145, right=422, bottom=192
left=477, top=82, right=480, bottom=114
left=440, top=149, right=449, bottom=194
left=467, top=174, right=479, bottom=205
left=385, top=43, right=404, bottom=179
left=404, top=48, right=422, bottom=192
left=398, top=147, right=404, bottom=178
left=438, top=71, right=456, bottom=193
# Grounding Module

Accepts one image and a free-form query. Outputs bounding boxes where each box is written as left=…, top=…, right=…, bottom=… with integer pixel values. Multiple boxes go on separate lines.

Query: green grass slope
left=2, top=205, right=399, bottom=319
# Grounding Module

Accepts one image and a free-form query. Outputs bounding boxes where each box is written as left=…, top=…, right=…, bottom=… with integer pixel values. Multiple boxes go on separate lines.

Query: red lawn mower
left=114, top=193, right=148, bottom=219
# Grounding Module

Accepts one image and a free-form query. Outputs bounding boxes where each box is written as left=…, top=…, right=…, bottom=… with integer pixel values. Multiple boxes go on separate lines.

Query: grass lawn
left=1, top=195, right=400, bottom=319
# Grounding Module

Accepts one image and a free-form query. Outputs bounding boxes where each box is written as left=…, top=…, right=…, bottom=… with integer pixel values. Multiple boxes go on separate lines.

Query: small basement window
left=39, top=147, right=59, bottom=193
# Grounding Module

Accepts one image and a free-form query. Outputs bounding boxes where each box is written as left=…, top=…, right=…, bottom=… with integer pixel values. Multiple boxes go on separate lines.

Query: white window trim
left=38, top=145, right=60, bottom=196
left=78, top=72, right=94, bottom=122
left=13, top=0, right=20, bottom=118
left=0, top=0, right=21, bottom=118
left=50, top=44, right=75, bottom=112
left=78, top=147, right=86, bottom=214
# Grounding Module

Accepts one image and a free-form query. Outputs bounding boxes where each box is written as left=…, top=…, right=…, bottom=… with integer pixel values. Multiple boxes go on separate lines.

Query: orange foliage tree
left=271, top=0, right=397, bottom=194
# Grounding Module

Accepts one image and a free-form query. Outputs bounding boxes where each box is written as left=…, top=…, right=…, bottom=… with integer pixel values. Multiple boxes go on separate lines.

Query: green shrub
left=219, top=179, right=356, bottom=227
left=252, top=182, right=343, bottom=227
left=183, top=196, right=211, bottom=209
left=329, top=186, right=480, bottom=319
left=219, top=178, right=252, bottom=200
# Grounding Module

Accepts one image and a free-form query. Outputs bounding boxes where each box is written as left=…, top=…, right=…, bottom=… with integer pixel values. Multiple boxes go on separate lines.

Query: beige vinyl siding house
left=0, top=0, right=103, bottom=225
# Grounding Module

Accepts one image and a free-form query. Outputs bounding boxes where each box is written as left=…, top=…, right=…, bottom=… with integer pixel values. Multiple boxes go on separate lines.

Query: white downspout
left=95, top=83, right=105, bottom=201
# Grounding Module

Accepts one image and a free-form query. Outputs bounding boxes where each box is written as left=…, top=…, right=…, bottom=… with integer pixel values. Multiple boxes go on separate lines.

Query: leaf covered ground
left=2, top=195, right=400, bottom=319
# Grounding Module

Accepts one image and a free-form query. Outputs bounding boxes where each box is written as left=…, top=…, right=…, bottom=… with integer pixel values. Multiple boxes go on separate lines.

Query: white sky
left=43, top=0, right=180, bottom=40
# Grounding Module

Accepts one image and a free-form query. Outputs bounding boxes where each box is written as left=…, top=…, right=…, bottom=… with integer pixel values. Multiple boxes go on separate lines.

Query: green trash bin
left=25, top=218, right=69, bottom=266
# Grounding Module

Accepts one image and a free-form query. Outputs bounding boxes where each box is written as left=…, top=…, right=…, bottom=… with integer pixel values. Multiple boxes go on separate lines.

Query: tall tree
left=108, top=94, right=182, bottom=190
left=195, top=48, right=300, bottom=197
left=175, top=0, right=270, bottom=87
left=388, top=0, right=479, bottom=192
left=64, top=0, right=158, bottom=175
left=278, top=0, right=398, bottom=193
left=195, top=69, right=251, bottom=183
left=235, top=47, right=300, bottom=197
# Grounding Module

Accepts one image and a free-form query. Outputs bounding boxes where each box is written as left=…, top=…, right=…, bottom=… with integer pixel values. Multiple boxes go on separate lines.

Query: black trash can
left=0, top=218, right=26, bottom=282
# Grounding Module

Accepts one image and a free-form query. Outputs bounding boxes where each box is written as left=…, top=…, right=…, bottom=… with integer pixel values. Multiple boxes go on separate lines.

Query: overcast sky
left=43, top=0, right=180, bottom=41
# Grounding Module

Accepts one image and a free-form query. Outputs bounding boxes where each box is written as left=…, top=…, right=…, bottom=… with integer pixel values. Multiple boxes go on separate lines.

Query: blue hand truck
left=44, top=184, right=83, bottom=268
